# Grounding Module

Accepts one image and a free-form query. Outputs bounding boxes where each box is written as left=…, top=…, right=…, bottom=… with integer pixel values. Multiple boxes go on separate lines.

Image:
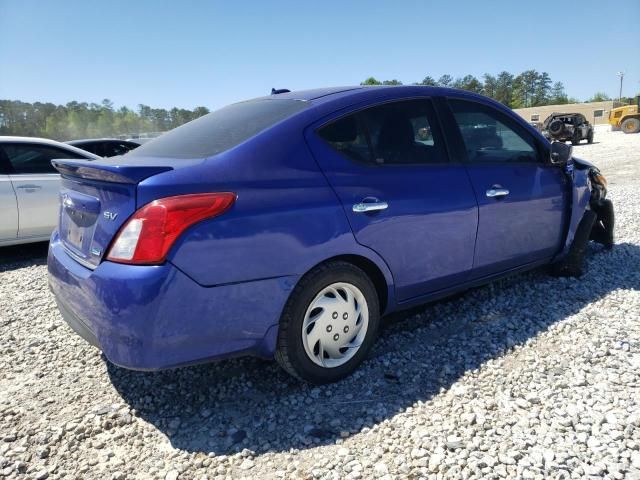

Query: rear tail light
left=107, top=192, right=235, bottom=265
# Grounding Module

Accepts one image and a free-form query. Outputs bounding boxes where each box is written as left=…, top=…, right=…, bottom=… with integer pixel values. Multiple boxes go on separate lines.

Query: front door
left=306, top=99, right=478, bottom=301
left=446, top=98, right=568, bottom=278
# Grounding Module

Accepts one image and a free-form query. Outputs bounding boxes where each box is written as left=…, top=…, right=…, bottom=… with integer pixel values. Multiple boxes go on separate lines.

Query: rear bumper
left=47, top=231, right=297, bottom=370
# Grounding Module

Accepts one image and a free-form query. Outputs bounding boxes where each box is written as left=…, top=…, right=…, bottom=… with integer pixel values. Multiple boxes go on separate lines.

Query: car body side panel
left=0, top=174, right=18, bottom=240
left=10, top=173, right=61, bottom=238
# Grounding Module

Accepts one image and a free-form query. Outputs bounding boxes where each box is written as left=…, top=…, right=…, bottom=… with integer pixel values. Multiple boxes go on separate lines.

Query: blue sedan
left=47, top=86, right=614, bottom=383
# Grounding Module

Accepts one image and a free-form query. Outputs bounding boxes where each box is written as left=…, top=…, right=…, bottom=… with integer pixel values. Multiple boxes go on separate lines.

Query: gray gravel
left=1, top=130, right=639, bottom=479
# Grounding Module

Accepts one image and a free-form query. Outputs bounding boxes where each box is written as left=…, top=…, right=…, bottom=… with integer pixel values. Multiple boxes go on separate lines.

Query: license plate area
left=59, top=190, right=100, bottom=257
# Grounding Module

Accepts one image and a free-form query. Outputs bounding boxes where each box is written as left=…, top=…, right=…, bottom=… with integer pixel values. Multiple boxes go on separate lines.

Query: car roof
left=0, top=136, right=100, bottom=159
left=261, top=85, right=464, bottom=104
left=248, top=85, right=501, bottom=117
left=267, top=86, right=364, bottom=101
left=548, top=113, right=583, bottom=118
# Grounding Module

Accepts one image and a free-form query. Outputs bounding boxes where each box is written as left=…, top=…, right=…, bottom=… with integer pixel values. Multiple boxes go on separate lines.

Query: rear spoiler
left=52, top=159, right=172, bottom=184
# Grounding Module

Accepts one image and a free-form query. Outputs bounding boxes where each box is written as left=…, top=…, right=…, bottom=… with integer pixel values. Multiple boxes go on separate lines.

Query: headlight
left=593, top=173, right=608, bottom=187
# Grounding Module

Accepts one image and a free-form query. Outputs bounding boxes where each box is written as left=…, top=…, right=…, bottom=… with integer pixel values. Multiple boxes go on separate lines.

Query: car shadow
left=103, top=241, right=637, bottom=456
left=0, top=242, right=49, bottom=272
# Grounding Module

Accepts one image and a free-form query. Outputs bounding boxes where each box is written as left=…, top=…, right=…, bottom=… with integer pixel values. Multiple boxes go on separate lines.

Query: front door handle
left=16, top=184, right=42, bottom=191
left=353, top=200, right=388, bottom=213
left=486, top=186, right=509, bottom=198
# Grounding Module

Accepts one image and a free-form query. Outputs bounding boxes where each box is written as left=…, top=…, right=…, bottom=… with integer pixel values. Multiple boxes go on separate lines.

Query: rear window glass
left=130, top=99, right=308, bottom=159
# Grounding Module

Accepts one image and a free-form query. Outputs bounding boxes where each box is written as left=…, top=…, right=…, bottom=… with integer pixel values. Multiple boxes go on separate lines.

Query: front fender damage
left=552, top=158, right=614, bottom=276
left=573, top=158, right=614, bottom=249
left=583, top=164, right=614, bottom=249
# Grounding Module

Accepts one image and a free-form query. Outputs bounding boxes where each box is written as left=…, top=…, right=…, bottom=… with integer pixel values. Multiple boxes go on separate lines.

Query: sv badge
left=103, top=211, right=118, bottom=221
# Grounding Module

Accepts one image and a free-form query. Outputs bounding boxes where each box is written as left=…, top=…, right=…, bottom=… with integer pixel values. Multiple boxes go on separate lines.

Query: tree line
left=2, top=73, right=635, bottom=140
left=361, top=70, right=617, bottom=108
left=0, top=99, right=210, bottom=140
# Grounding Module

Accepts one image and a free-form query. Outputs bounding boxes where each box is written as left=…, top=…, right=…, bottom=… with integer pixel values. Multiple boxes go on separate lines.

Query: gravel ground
left=1, top=130, right=639, bottom=480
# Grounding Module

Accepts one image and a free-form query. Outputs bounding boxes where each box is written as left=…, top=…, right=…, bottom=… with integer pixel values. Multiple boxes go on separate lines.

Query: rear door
left=3, top=143, right=88, bottom=239
left=0, top=150, right=18, bottom=241
left=445, top=98, right=568, bottom=278
left=306, top=98, right=478, bottom=301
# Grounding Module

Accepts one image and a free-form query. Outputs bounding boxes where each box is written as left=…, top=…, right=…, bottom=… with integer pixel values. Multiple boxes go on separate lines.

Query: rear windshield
left=130, top=99, right=308, bottom=159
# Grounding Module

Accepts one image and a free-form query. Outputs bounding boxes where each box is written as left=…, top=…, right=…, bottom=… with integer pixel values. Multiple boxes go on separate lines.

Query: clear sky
left=1, top=0, right=639, bottom=110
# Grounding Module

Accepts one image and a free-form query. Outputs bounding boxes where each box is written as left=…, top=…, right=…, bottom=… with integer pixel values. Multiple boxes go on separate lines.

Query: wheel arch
left=294, top=252, right=396, bottom=316
left=322, top=254, right=391, bottom=314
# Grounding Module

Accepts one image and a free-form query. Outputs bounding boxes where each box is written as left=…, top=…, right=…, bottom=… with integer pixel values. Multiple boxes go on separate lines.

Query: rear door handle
left=486, top=186, right=509, bottom=198
left=16, top=184, right=42, bottom=191
left=353, top=200, right=388, bottom=213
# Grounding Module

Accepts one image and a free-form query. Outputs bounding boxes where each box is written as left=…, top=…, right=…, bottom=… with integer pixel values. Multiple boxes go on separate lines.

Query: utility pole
left=617, top=72, right=624, bottom=101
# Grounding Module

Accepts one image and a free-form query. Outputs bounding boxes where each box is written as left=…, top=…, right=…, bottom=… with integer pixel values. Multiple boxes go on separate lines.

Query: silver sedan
left=1, top=136, right=99, bottom=246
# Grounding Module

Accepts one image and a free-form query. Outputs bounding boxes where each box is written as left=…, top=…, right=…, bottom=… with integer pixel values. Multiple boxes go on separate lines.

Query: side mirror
left=550, top=141, right=572, bottom=165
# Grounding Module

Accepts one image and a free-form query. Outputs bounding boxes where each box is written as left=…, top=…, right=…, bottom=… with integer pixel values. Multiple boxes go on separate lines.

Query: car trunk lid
left=53, top=159, right=174, bottom=269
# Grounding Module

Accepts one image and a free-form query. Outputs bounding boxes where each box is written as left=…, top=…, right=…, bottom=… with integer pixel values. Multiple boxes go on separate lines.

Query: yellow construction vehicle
left=608, top=97, right=640, bottom=133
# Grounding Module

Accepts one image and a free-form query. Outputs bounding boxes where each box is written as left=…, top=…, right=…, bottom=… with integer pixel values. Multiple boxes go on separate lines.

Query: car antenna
left=271, top=88, right=291, bottom=95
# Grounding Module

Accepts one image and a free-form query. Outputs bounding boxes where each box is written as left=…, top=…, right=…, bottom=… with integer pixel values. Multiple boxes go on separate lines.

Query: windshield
left=130, top=98, right=308, bottom=159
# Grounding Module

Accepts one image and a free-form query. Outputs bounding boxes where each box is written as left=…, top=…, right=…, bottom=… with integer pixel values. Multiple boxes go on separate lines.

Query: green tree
left=0, top=99, right=210, bottom=140
left=360, top=77, right=382, bottom=85
left=550, top=82, right=569, bottom=104
left=533, top=72, right=552, bottom=106
left=587, top=92, right=611, bottom=102
left=453, top=75, right=483, bottom=93
left=192, top=106, right=210, bottom=118
left=482, top=74, right=498, bottom=99
left=513, top=70, right=539, bottom=108
left=436, top=74, right=453, bottom=87
left=417, top=76, right=437, bottom=86
left=494, top=71, right=515, bottom=107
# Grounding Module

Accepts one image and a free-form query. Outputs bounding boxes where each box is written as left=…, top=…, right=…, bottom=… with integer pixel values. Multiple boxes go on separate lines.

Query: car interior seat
left=376, top=114, right=433, bottom=164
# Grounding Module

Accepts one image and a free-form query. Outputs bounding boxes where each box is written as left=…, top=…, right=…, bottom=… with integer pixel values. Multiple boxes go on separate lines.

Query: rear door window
left=363, top=100, right=445, bottom=165
left=317, top=99, right=446, bottom=166
left=317, top=115, right=371, bottom=164
left=2, top=144, right=86, bottom=174
left=130, top=99, right=308, bottom=159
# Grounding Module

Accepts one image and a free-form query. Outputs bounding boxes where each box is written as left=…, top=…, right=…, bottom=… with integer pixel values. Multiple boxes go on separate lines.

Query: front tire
left=550, top=210, right=597, bottom=277
left=621, top=117, right=640, bottom=134
left=275, top=261, right=380, bottom=384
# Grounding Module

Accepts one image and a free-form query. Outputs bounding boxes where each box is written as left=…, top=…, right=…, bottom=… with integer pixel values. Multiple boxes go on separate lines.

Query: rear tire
left=621, top=117, right=640, bottom=134
left=275, top=261, right=380, bottom=384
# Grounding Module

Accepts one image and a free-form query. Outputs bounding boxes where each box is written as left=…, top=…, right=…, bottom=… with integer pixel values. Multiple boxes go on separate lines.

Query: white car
left=1, top=136, right=99, bottom=246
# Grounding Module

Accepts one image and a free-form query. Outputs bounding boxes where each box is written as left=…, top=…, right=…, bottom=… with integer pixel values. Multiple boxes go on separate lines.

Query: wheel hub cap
left=301, top=282, right=369, bottom=368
